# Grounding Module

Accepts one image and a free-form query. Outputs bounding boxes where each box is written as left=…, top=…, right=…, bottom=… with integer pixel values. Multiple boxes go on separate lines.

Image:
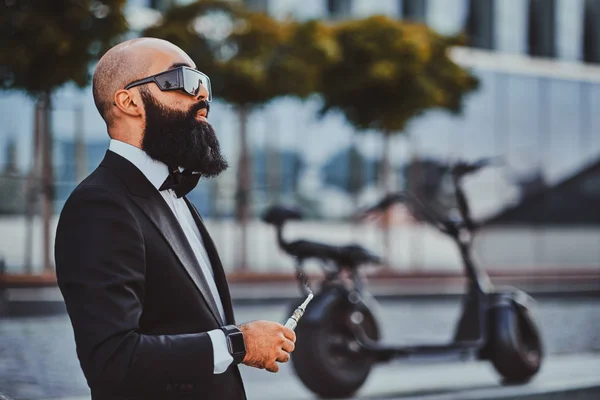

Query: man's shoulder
left=62, top=165, right=129, bottom=211
left=79, top=161, right=124, bottom=189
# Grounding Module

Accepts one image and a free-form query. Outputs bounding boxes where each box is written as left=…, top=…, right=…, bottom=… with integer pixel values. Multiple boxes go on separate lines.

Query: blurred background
left=0, top=1, right=599, bottom=399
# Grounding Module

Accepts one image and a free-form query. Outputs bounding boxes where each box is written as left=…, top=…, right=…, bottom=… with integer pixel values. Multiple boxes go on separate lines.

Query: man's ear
left=113, top=89, right=142, bottom=117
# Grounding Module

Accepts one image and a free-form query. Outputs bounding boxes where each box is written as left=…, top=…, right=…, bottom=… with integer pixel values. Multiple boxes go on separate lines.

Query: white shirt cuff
left=208, top=329, right=234, bottom=374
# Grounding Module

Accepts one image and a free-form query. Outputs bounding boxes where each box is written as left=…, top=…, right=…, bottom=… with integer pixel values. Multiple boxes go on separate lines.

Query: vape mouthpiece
left=299, top=292, right=314, bottom=309
left=284, top=292, right=314, bottom=331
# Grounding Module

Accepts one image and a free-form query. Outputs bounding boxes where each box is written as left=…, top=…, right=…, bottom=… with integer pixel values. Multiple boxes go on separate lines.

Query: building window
left=149, top=0, right=173, bottom=11
left=583, top=0, right=600, bottom=63
left=465, top=0, right=495, bottom=50
left=327, top=0, right=353, bottom=18
left=527, top=0, right=556, bottom=58
left=400, top=0, right=427, bottom=22
left=245, top=0, right=269, bottom=12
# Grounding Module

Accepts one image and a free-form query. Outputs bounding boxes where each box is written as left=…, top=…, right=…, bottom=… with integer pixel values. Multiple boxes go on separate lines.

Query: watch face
left=229, top=332, right=246, bottom=354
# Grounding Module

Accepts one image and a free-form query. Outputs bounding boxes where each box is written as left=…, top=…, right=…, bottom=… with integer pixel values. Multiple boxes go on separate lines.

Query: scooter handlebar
left=360, top=191, right=456, bottom=236
left=360, top=193, right=406, bottom=215
left=451, top=156, right=503, bottom=179
left=360, top=158, right=501, bottom=234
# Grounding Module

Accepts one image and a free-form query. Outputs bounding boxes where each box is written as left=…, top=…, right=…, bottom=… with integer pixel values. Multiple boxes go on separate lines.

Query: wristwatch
left=220, top=325, right=246, bottom=364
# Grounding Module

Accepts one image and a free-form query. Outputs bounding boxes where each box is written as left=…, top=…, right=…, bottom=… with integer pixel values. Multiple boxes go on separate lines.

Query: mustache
left=189, top=99, right=210, bottom=118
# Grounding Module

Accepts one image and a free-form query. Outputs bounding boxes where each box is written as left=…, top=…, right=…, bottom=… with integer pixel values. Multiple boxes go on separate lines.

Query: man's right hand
left=238, top=320, right=296, bottom=373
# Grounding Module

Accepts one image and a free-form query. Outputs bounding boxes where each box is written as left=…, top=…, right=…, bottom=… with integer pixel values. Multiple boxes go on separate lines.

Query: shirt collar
left=108, top=139, right=169, bottom=191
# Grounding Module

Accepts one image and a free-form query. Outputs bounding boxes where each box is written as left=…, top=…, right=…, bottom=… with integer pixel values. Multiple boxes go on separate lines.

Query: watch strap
left=220, top=325, right=246, bottom=364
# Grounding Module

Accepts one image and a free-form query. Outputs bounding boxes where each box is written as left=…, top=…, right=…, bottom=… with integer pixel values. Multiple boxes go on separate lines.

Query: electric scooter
left=261, top=158, right=543, bottom=399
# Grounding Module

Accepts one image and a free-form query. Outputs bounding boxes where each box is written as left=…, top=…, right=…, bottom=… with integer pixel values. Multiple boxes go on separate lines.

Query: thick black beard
left=140, top=89, right=228, bottom=178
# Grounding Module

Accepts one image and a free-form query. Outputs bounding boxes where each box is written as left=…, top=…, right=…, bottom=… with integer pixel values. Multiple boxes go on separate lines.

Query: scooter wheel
left=291, top=300, right=379, bottom=398
left=488, top=301, right=543, bottom=383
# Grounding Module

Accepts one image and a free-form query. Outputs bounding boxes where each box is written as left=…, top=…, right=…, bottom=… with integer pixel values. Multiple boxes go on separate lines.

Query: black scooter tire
left=488, top=302, right=543, bottom=383
left=291, top=300, right=379, bottom=398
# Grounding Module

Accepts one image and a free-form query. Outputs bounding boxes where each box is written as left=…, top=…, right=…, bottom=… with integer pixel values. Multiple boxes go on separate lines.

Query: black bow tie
left=159, top=169, right=201, bottom=198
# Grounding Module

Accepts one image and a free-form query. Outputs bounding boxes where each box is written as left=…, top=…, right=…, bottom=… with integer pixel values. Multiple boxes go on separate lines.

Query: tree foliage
left=143, top=0, right=338, bottom=107
left=267, top=19, right=339, bottom=99
left=0, top=0, right=128, bottom=96
left=319, top=16, right=479, bottom=134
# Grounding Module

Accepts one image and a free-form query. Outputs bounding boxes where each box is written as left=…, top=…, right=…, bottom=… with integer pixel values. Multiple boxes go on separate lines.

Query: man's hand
left=238, top=320, right=296, bottom=373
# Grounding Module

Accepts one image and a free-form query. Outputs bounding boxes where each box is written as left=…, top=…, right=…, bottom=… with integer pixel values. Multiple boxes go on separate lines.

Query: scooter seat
left=261, top=205, right=304, bottom=226
left=284, top=239, right=381, bottom=267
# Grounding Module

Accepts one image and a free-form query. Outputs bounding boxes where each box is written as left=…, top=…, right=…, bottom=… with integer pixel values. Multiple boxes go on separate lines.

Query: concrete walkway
left=9, top=353, right=600, bottom=400
left=2, top=297, right=599, bottom=400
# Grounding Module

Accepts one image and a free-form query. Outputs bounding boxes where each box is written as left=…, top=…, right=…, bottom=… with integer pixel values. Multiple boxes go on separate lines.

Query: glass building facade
left=244, top=0, right=600, bottom=63
left=0, top=0, right=599, bottom=272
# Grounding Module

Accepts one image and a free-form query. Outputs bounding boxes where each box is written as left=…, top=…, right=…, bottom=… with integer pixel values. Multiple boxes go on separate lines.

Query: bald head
left=92, top=38, right=196, bottom=129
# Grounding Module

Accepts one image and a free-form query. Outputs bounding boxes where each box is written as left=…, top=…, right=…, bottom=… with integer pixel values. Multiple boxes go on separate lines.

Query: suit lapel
left=100, top=151, right=224, bottom=326
left=183, top=198, right=235, bottom=325
left=130, top=193, right=225, bottom=326
left=182, top=200, right=244, bottom=392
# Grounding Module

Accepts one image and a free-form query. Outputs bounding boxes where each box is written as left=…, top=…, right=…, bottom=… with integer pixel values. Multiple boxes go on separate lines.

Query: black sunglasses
left=124, top=66, right=212, bottom=102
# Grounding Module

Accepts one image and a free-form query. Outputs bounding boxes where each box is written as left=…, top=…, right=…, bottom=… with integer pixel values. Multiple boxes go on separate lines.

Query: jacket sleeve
left=54, top=185, right=215, bottom=394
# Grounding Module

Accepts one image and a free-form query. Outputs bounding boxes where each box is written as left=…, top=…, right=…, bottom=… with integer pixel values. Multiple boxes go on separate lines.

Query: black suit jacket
left=55, top=150, right=246, bottom=400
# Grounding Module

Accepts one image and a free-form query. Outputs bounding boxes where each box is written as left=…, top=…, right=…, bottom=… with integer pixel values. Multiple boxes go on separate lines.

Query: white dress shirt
left=108, top=139, right=233, bottom=374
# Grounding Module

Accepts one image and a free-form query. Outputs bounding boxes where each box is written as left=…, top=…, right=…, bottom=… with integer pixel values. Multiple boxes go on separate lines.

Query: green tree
left=318, top=16, right=479, bottom=265
left=320, top=16, right=478, bottom=192
left=0, top=0, right=128, bottom=273
left=144, top=0, right=338, bottom=271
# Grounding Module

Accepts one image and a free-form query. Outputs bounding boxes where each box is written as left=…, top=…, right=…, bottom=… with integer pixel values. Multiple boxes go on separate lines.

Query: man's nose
left=196, top=84, right=210, bottom=102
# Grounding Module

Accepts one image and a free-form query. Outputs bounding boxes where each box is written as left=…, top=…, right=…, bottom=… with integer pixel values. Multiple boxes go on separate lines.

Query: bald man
left=54, top=38, right=295, bottom=400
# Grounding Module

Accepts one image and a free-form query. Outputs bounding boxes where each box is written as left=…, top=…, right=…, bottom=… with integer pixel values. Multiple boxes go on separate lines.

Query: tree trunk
left=348, top=131, right=361, bottom=211
left=265, top=115, right=280, bottom=203
left=40, top=92, right=54, bottom=272
left=23, top=97, right=44, bottom=274
left=380, top=132, right=392, bottom=270
left=348, top=132, right=364, bottom=243
left=406, top=132, right=421, bottom=273
left=74, top=105, right=87, bottom=183
left=236, top=105, right=250, bottom=272
left=380, top=133, right=392, bottom=193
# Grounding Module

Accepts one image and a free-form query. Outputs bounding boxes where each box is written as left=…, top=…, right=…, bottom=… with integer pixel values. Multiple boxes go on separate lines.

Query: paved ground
left=235, top=353, right=600, bottom=400
left=1, top=297, right=599, bottom=400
